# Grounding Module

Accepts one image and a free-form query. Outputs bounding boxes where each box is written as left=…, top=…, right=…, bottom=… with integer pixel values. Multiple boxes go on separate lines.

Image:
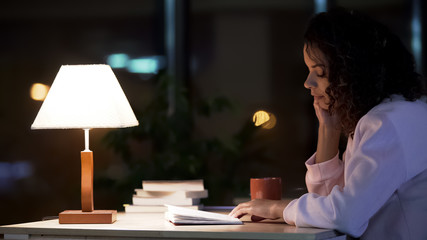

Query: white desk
left=0, top=212, right=344, bottom=240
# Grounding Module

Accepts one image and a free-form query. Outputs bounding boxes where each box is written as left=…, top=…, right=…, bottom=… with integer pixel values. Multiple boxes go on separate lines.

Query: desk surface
left=0, top=212, right=343, bottom=240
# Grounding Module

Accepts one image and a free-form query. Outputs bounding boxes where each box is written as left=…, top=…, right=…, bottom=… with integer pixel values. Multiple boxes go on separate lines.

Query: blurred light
left=128, top=58, right=157, bottom=73
left=127, top=56, right=165, bottom=74
left=411, top=19, right=421, bottom=51
left=253, top=110, right=277, bottom=129
left=30, top=83, right=50, bottom=101
left=314, top=0, right=327, bottom=13
left=411, top=0, right=422, bottom=72
left=411, top=18, right=421, bottom=57
left=11, top=161, right=33, bottom=179
left=253, top=110, right=270, bottom=126
left=0, top=161, right=33, bottom=180
left=107, top=53, right=129, bottom=69
left=0, top=161, right=33, bottom=192
left=0, top=162, right=12, bottom=180
left=262, top=113, right=276, bottom=129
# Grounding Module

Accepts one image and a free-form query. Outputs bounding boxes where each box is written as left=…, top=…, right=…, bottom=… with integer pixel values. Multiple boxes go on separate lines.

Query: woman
left=230, top=8, right=427, bottom=239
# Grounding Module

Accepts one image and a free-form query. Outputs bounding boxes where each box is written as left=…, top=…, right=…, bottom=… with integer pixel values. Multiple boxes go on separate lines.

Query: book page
left=165, top=205, right=242, bottom=225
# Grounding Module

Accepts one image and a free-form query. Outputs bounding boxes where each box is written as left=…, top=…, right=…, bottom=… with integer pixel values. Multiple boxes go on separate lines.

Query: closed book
left=132, top=196, right=201, bottom=206
left=134, top=189, right=208, bottom=199
left=142, top=179, right=204, bottom=191
left=124, top=204, right=202, bottom=213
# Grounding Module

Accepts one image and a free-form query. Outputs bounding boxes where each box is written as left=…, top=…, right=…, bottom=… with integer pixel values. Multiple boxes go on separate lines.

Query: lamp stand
left=58, top=129, right=117, bottom=224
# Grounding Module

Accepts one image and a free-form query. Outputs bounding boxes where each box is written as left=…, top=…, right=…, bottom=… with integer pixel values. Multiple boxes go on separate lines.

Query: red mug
left=250, top=177, right=282, bottom=222
left=250, top=177, right=282, bottom=200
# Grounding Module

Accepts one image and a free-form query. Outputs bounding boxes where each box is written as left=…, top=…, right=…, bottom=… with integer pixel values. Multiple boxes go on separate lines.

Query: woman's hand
left=313, top=101, right=340, bottom=130
left=228, top=199, right=290, bottom=221
left=313, top=101, right=341, bottom=163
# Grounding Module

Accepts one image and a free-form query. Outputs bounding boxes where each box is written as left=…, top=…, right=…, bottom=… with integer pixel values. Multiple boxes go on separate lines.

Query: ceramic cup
left=249, top=177, right=282, bottom=222
left=250, top=177, right=282, bottom=200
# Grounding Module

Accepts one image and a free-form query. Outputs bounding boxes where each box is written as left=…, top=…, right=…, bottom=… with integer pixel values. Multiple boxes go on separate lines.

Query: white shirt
left=283, top=96, right=427, bottom=239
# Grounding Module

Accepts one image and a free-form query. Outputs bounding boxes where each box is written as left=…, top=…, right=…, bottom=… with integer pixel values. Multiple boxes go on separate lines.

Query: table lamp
left=31, top=64, right=139, bottom=224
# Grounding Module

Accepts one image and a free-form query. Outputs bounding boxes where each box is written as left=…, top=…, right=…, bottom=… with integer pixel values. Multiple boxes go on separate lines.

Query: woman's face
left=303, top=44, right=331, bottom=110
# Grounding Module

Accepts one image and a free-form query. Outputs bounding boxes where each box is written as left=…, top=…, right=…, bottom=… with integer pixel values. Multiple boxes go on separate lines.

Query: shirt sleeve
left=305, top=152, right=344, bottom=196
left=283, top=113, right=407, bottom=238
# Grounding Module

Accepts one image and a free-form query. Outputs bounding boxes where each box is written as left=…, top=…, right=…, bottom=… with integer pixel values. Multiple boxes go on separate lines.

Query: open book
left=165, top=205, right=242, bottom=225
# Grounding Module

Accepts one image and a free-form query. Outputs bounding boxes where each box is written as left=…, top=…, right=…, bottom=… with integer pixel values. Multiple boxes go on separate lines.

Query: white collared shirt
left=284, top=96, right=427, bottom=239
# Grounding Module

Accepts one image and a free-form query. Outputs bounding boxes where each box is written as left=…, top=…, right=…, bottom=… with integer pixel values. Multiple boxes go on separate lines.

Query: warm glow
left=30, top=83, right=50, bottom=101
left=262, top=113, right=276, bottom=129
left=253, top=110, right=276, bottom=129
left=31, top=65, right=139, bottom=129
left=253, top=110, right=270, bottom=126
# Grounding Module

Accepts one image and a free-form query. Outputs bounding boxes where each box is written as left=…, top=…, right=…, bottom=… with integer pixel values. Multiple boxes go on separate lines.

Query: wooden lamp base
left=59, top=210, right=117, bottom=224
left=58, top=150, right=117, bottom=224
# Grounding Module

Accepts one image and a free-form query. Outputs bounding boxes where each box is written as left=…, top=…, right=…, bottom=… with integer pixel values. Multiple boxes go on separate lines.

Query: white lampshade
left=31, top=64, right=139, bottom=129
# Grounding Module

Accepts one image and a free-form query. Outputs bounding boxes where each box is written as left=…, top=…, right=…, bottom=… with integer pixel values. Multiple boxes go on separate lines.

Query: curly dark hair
left=304, top=8, right=426, bottom=136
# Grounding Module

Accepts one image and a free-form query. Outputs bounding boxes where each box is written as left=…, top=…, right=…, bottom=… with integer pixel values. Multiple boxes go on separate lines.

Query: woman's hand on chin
left=313, top=101, right=340, bottom=131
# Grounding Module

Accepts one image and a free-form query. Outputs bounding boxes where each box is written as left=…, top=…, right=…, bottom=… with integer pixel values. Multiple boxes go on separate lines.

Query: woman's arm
left=305, top=152, right=344, bottom=195
left=304, top=101, right=344, bottom=195
left=313, top=102, right=341, bottom=163
left=284, top=114, right=406, bottom=237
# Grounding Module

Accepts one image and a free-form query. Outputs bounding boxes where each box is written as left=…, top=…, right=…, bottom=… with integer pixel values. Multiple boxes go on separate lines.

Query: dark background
left=0, top=0, right=425, bottom=225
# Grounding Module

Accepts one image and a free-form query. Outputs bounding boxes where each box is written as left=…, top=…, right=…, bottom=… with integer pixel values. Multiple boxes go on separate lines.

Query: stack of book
left=124, top=179, right=208, bottom=213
